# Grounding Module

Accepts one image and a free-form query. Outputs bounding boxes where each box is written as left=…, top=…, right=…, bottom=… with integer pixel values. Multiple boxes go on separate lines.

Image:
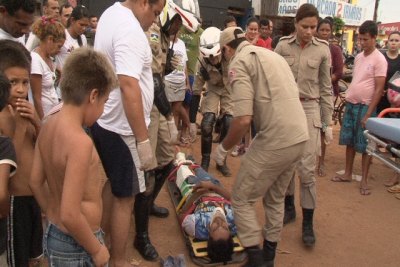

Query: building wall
left=199, top=0, right=252, bottom=29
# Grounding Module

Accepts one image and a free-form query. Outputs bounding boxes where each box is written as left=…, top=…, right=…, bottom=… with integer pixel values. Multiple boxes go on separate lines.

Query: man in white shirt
left=0, top=0, right=35, bottom=43
left=91, top=0, right=165, bottom=265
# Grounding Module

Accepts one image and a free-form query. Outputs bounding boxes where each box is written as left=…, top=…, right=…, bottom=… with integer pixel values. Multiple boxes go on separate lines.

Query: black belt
left=299, top=97, right=319, bottom=101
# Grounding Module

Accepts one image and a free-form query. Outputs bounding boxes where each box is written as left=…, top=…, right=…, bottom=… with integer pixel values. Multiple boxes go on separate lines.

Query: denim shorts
left=339, top=102, right=376, bottom=153
left=44, top=223, right=107, bottom=267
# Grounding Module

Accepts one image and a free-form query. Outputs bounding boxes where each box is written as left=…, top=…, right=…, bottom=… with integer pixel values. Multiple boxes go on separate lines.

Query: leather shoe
left=134, top=233, right=159, bottom=261
left=150, top=204, right=169, bottom=218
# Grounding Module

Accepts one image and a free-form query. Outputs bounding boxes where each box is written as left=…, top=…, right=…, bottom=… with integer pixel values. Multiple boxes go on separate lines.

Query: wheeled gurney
left=165, top=153, right=246, bottom=266
left=364, top=108, right=400, bottom=173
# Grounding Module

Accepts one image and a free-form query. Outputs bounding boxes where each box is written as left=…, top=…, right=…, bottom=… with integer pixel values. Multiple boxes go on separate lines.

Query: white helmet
left=200, top=27, right=221, bottom=58
left=160, top=0, right=200, bottom=33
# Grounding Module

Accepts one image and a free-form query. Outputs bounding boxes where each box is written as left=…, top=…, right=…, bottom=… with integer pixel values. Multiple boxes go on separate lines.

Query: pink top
left=345, top=49, right=387, bottom=105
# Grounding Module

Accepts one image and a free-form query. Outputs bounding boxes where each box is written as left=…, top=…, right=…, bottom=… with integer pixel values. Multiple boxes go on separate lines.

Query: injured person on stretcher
left=172, top=153, right=237, bottom=263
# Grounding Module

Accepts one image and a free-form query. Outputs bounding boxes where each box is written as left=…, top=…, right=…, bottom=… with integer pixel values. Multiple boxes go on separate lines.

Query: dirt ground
left=121, top=124, right=400, bottom=267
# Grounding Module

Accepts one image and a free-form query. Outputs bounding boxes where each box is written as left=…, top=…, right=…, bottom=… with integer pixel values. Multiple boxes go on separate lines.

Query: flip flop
left=360, top=187, right=371, bottom=196
left=331, top=176, right=351, bottom=182
left=387, top=184, right=400, bottom=193
left=384, top=180, right=399, bottom=187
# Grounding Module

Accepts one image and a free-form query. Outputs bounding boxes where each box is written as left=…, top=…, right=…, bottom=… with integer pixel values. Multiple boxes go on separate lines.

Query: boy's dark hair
left=0, top=0, right=36, bottom=16
left=0, top=40, right=31, bottom=74
left=67, top=5, right=89, bottom=27
left=207, top=235, right=234, bottom=263
left=246, top=17, right=259, bottom=27
left=60, top=47, right=118, bottom=105
left=0, top=73, right=11, bottom=111
left=260, top=19, right=269, bottom=27
left=295, top=3, right=319, bottom=22
left=359, top=20, right=378, bottom=37
left=223, top=15, right=236, bottom=28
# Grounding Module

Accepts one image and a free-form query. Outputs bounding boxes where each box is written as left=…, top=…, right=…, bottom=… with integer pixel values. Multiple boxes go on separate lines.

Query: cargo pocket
left=313, top=118, right=322, bottom=129
left=283, top=56, right=295, bottom=66
left=307, top=59, right=319, bottom=82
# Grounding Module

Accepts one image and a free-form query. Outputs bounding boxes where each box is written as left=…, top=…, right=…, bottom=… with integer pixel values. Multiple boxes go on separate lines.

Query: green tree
left=333, top=16, right=345, bottom=35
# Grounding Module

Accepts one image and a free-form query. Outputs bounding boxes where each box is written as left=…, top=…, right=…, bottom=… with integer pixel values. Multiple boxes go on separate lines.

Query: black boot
left=302, top=208, right=316, bottom=247
left=150, top=163, right=175, bottom=218
left=283, top=195, right=296, bottom=225
left=134, top=193, right=159, bottom=261
left=243, top=247, right=267, bottom=267
left=201, top=113, right=215, bottom=172
left=201, top=154, right=210, bottom=171
left=263, top=240, right=277, bottom=267
left=216, top=158, right=231, bottom=177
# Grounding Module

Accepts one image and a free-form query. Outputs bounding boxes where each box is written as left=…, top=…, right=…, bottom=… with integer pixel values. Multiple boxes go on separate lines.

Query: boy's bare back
left=36, top=110, right=106, bottom=233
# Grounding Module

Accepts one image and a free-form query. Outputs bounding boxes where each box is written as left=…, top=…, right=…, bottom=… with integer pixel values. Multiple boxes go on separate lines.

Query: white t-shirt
left=55, top=29, right=87, bottom=70
left=94, top=2, right=154, bottom=136
left=165, top=38, right=188, bottom=85
left=30, top=51, right=59, bottom=116
left=25, top=32, right=40, bottom=51
left=0, top=28, right=25, bottom=44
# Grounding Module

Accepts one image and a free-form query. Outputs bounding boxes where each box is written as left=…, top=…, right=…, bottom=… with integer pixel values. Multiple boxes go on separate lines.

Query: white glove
left=324, top=126, right=333, bottom=145
left=137, top=139, right=154, bottom=171
left=189, top=123, right=197, bottom=140
left=171, top=54, right=180, bottom=70
left=212, top=143, right=228, bottom=166
left=167, top=119, right=179, bottom=144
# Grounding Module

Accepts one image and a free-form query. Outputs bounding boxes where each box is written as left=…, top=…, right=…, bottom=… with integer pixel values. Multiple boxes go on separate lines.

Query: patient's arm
left=193, top=181, right=231, bottom=200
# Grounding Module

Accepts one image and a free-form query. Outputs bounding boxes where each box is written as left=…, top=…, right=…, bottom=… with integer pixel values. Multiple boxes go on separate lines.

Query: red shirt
left=264, top=37, right=272, bottom=50
left=255, top=38, right=268, bottom=49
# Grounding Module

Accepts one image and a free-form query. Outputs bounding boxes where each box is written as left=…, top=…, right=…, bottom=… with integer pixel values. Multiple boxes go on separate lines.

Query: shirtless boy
left=30, top=47, right=118, bottom=266
left=0, top=40, right=42, bottom=267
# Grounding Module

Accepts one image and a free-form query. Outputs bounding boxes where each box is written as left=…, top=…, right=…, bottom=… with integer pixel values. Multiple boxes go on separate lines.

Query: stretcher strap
left=166, top=162, right=201, bottom=182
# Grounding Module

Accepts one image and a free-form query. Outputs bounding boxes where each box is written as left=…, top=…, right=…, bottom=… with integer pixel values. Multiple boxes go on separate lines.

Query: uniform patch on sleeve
left=229, top=69, right=236, bottom=84
left=150, top=33, right=159, bottom=43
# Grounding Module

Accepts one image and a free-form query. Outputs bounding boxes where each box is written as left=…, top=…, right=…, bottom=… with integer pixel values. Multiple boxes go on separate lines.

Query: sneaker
left=231, top=145, right=241, bottom=157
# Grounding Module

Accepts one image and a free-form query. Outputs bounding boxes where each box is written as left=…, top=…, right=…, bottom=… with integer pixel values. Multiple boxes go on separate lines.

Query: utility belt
left=299, top=97, right=320, bottom=102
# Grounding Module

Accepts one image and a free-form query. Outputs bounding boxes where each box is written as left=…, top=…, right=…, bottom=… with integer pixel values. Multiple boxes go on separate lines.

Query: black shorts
left=91, top=122, right=140, bottom=197
left=7, top=196, right=43, bottom=267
